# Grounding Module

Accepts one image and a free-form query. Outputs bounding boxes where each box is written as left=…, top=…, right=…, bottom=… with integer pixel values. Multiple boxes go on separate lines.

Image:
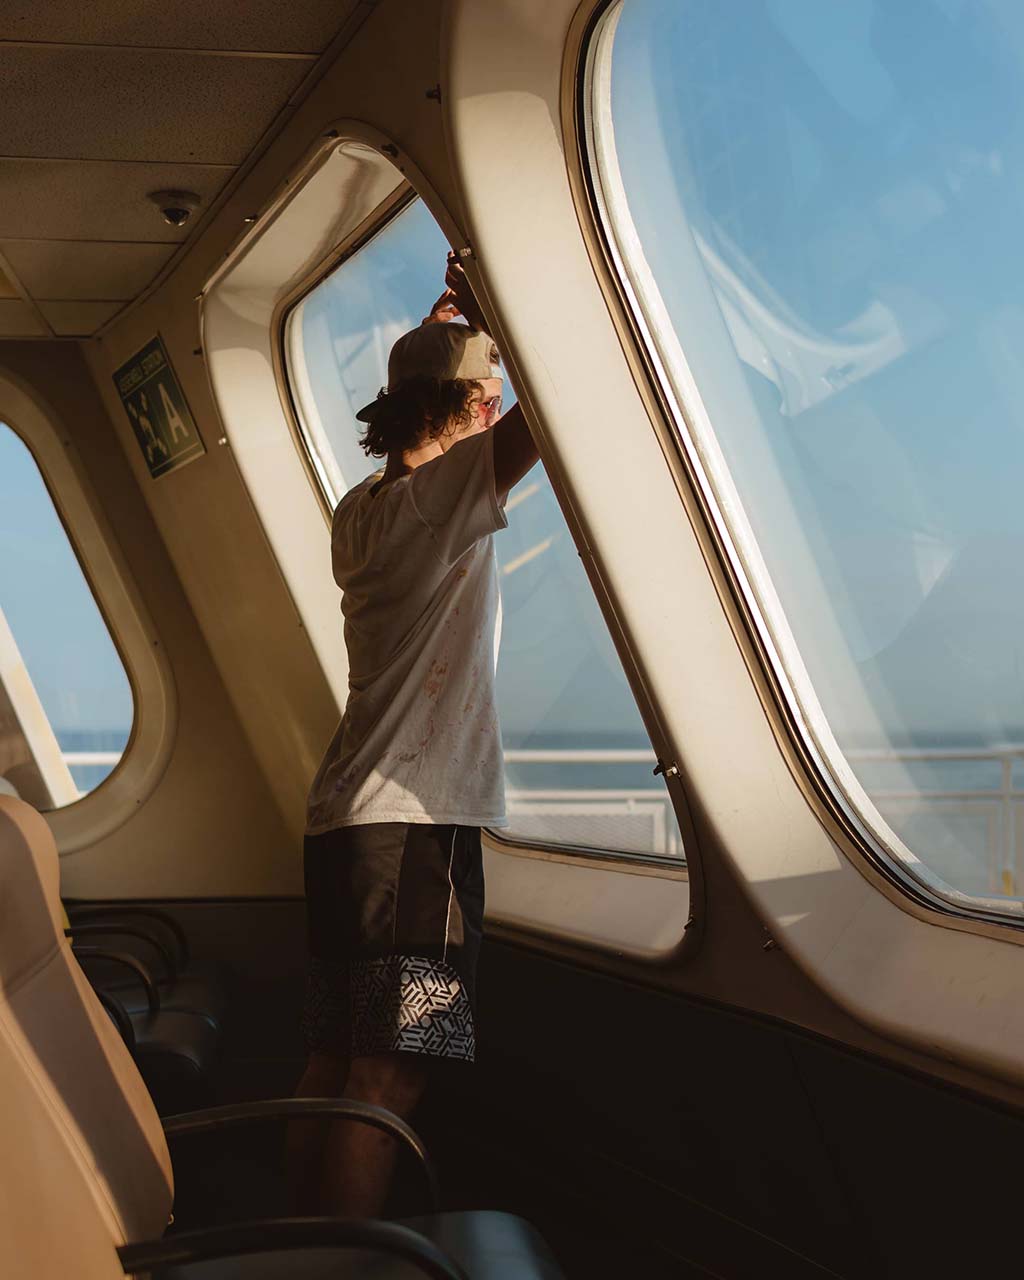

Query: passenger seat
left=0, top=1003, right=468, bottom=1279
left=65, top=901, right=229, bottom=1029
left=0, top=795, right=564, bottom=1279
left=67, top=912, right=221, bottom=1115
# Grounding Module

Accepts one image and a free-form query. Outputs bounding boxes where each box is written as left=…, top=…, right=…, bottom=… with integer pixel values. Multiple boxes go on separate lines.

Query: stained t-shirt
left=306, top=428, right=508, bottom=833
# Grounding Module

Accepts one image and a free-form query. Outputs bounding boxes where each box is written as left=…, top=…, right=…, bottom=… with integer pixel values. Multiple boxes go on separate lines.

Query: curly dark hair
left=358, top=376, right=482, bottom=458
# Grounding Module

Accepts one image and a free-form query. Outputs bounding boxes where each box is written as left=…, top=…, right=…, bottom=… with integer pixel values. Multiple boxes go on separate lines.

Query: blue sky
left=0, top=425, right=132, bottom=741
left=612, top=0, right=1024, bottom=750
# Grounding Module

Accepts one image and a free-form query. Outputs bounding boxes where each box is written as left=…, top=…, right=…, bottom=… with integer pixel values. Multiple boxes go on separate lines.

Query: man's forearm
left=445, top=258, right=488, bottom=332
left=493, top=403, right=540, bottom=499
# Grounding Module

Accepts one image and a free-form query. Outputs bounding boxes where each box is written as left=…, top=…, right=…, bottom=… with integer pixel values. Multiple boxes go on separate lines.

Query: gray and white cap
left=356, top=323, right=502, bottom=422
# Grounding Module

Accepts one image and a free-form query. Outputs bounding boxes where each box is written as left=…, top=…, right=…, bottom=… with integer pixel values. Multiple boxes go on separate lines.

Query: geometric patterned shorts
left=300, top=823, right=484, bottom=1063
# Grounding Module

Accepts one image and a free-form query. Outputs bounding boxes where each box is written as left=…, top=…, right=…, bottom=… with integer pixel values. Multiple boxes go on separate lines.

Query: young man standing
left=291, top=257, right=538, bottom=1217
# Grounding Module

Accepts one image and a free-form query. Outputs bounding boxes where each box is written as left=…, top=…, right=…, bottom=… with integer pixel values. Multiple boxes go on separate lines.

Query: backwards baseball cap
left=356, top=322, right=502, bottom=422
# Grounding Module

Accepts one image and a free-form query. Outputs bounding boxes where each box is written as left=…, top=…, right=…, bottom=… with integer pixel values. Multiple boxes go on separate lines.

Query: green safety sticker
left=113, top=336, right=205, bottom=479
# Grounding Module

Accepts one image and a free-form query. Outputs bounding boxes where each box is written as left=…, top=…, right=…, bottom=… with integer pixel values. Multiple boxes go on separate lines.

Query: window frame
left=0, top=367, right=175, bottom=853
left=273, top=180, right=419, bottom=526
left=561, top=0, right=1024, bottom=935
left=200, top=119, right=692, bottom=959
left=276, top=183, right=688, bottom=874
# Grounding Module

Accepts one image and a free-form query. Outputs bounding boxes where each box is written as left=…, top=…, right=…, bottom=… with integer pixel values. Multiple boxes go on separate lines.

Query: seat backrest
left=0, top=1005, right=126, bottom=1279
left=0, top=796, right=173, bottom=1241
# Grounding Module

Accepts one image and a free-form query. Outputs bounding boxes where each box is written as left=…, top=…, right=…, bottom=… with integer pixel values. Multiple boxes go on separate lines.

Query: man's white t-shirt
left=306, top=428, right=508, bottom=833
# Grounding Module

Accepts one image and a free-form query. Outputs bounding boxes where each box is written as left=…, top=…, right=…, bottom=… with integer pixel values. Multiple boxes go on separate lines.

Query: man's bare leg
left=321, top=1051, right=428, bottom=1218
left=286, top=1050, right=349, bottom=1213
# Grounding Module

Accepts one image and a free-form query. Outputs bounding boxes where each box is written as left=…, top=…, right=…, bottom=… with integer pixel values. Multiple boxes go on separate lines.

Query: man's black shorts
left=300, top=822, right=484, bottom=1062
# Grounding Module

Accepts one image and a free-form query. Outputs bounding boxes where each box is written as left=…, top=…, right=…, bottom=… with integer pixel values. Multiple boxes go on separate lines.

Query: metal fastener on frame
left=653, top=760, right=680, bottom=779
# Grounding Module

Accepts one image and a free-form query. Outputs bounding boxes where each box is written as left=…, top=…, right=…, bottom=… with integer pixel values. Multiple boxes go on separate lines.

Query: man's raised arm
left=442, top=255, right=539, bottom=500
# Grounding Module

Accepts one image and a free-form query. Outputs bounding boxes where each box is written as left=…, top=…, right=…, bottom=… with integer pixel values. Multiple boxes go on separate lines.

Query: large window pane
left=0, top=424, right=132, bottom=806
left=286, top=198, right=680, bottom=858
left=590, top=0, right=1024, bottom=908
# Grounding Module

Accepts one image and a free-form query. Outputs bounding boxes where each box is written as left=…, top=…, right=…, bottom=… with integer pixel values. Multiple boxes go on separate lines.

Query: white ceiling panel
left=37, top=300, right=123, bottom=336
left=1, top=240, right=174, bottom=300
left=0, top=47, right=310, bottom=164
left=0, top=298, right=46, bottom=336
left=0, top=1, right=367, bottom=54
left=0, top=159, right=233, bottom=242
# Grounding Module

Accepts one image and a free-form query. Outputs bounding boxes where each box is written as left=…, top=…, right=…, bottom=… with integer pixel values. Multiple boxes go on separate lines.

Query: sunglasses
left=477, top=395, right=503, bottom=418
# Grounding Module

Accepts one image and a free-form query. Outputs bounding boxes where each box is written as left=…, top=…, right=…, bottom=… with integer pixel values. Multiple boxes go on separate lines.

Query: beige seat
left=0, top=993, right=129, bottom=1274
left=0, top=796, right=173, bottom=1241
left=0, top=1002, right=134, bottom=1278
left=0, top=1006, right=464, bottom=1279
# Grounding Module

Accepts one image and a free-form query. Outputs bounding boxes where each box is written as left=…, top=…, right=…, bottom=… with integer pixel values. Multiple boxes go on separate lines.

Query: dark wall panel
left=439, top=941, right=862, bottom=1277
left=791, top=1038, right=1024, bottom=1278
left=87, top=902, right=1024, bottom=1278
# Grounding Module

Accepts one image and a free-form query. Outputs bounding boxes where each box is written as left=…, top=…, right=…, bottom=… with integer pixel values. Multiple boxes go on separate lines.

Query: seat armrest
left=66, top=902, right=190, bottom=967
left=94, top=987, right=136, bottom=1051
left=162, top=1097, right=440, bottom=1212
left=117, top=1217, right=467, bottom=1280
left=73, top=946, right=162, bottom=1017
left=65, top=922, right=178, bottom=981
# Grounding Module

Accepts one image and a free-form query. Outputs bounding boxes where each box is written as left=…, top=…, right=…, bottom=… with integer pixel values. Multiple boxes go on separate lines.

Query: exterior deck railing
left=59, top=744, right=1024, bottom=888
left=842, top=745, right=1024, bottom=896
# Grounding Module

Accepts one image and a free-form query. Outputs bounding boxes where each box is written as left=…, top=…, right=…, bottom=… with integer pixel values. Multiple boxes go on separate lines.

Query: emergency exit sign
left=113, top=336, right=205, bottom=479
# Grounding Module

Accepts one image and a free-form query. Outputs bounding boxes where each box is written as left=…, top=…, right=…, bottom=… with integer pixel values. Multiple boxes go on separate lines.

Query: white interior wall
left=0, top=342, right=292, bottom=895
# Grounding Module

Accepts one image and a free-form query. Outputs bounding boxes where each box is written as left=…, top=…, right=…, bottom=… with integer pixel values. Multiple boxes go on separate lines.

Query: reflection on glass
left=600, top=0, right=1024, bottom=903
left=287, top=200, right=680, bottom=857
left=0, top=425, right=132, bottom=806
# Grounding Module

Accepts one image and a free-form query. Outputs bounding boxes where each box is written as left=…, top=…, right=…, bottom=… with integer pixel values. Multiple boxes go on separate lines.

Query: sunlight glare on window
left=590, top=0, right=1024, bottom=910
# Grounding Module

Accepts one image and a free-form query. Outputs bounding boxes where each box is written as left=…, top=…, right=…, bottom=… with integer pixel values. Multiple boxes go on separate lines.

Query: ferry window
left=587, top=1, right=1024, bottom=910
left=0, top=424, right=133, bottom=807
left=285, top=197, right=681, bottom=859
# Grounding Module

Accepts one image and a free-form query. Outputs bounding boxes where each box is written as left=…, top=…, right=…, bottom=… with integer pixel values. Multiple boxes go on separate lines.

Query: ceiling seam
left=0, top=245, right=54, bottom=337
left=0, top=238, right=188, bottom=247
left=0, top=156, right=237, bottom=169
left=0, top=40, right=319, bottom=60
left=0, top=332, right=108, bottom=341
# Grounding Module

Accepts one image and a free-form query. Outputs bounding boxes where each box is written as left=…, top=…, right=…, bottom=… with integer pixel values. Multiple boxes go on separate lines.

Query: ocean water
left=54, top=725, right=1024, bottom=800
left=52, top=726, right=667, bottom=798
left=57, top=727, right=130, bottom=796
